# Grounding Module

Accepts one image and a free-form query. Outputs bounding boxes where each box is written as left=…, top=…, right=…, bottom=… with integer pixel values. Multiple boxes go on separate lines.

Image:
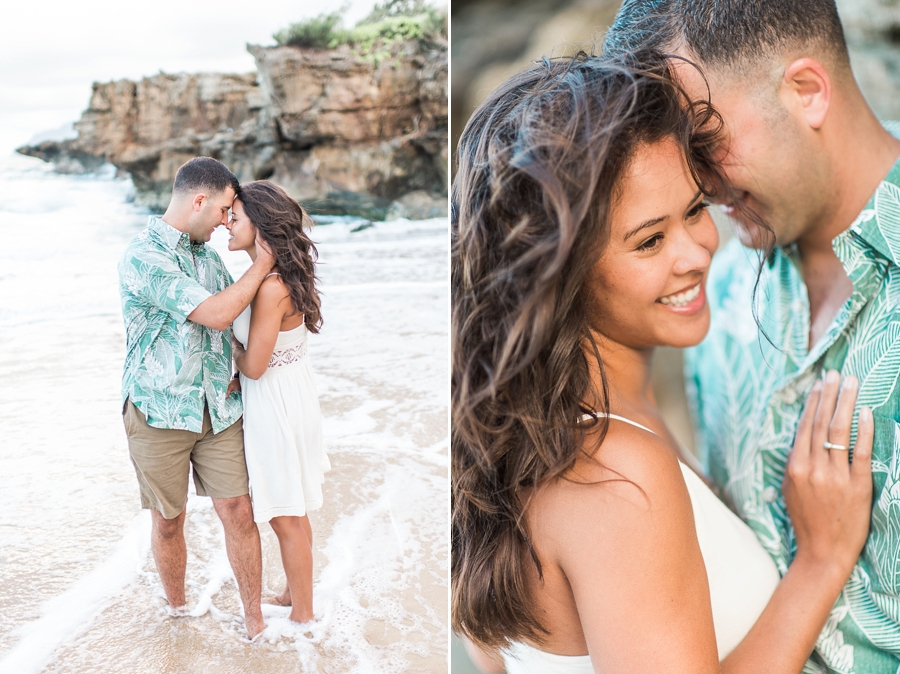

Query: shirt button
left=762, top=486, right=779, bottom=503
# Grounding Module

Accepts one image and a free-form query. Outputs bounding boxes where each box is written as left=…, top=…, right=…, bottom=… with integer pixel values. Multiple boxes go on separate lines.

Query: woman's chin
left=660, top=310, right=711, bottom=349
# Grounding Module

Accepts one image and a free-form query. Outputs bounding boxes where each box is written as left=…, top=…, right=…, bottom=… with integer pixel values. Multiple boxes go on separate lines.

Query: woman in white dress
left=451, top=52, right=874, bottom=673
left=225, top=180, right=329, bottom=624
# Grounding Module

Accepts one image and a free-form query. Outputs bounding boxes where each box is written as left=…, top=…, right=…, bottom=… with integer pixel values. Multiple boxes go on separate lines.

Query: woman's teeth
left=659, top=284, right=701, bottom=307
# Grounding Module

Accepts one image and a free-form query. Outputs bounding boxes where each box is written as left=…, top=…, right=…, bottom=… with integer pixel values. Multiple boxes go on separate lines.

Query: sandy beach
left=0, top=155, right=448, bottom=673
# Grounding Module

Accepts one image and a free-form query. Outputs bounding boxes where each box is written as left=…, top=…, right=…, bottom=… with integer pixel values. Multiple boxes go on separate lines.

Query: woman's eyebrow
left=683, top=190, right=704, bottom=213
left=623, top=190, right=704, bottom=242
left=624, top=215, right=668, bottom=241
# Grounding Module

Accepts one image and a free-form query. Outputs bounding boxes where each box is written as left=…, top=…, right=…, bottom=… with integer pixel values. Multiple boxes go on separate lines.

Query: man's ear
left=782, top=58, right=832, bottom=130
left=191, top=192, right=207, bottom=212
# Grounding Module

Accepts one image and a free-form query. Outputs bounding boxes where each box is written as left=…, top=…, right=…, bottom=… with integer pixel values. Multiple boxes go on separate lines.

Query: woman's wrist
left=790, top=548, right=856, bottom=588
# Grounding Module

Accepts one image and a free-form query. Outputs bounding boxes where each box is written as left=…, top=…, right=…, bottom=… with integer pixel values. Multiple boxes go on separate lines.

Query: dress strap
left=580, top=412, right=658, bottom=437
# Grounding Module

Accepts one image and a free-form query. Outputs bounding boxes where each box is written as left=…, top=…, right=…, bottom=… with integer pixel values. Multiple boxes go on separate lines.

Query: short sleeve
left=119, top=245, right=212, bottom=324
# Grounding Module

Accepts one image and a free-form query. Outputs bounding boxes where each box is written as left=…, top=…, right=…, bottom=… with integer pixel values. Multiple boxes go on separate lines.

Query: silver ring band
left=824, top=441, right=850, bottom=451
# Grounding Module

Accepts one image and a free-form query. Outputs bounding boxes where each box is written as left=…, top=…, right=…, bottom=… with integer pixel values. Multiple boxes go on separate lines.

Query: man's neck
left=160, top=201, right=192, bottom=237
left=797, top=107, right=900, bottom=349
left=158, top=213, right=203, bottom=244
left=799, top=110, right=900, bottom=254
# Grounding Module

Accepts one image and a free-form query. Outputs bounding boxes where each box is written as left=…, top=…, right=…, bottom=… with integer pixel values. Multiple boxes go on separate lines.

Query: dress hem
left=253, top=499, right=324, bottom=523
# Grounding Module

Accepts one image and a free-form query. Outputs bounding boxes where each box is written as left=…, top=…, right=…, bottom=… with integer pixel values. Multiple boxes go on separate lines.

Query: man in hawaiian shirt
left=605, top=1, right=900, bottom=671
left=118, top=157, right=274, bottom=638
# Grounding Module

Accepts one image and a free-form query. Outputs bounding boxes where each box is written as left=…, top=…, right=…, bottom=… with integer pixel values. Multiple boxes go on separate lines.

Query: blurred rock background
left=451, top=0, right=900, bottom=670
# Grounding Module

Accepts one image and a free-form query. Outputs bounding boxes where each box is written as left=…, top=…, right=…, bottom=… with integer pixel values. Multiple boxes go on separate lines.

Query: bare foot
left=245, top=612, right=266, bottom=640
left=165, top=605, right=190, bottom=618
left=263, top=592, right=291, bottom=607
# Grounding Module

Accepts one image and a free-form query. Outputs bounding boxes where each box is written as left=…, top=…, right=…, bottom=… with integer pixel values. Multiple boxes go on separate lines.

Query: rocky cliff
left=20, top=40, right=448, bottom=219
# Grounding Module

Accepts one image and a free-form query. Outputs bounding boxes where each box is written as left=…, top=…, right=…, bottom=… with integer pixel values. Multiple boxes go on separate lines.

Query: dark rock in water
left=386, top=190, right=447, bottom=220
left=17, top=140, right=106, bottom=174
left=350, top=221, right=375, bottom=232
left=18, top=40, right=448, bottom=220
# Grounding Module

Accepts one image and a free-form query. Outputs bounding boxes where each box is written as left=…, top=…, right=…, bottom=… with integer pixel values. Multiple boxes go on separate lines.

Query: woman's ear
left=781, top=58, right=832, bottom=130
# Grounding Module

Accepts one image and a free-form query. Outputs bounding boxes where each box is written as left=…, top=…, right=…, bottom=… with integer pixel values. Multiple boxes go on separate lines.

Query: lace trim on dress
left=268, top=341, right=307, bottom=367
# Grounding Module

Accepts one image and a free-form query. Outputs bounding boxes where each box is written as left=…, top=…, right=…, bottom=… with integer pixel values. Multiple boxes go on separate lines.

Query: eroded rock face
left=18, top=41, right=448, bottom=219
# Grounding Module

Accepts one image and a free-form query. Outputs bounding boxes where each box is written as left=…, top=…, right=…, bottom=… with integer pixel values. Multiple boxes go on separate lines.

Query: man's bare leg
left=213, top=495, right=265, bottom=638
left=269, top=515, right=314, bottom=623
left=151, top=508, right=188, bottom=609
left=265, top=515, right=313, bottom=607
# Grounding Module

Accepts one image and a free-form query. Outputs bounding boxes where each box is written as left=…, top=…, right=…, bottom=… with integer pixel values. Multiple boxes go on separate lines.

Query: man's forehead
left=211, top=187, right=236, bottom=207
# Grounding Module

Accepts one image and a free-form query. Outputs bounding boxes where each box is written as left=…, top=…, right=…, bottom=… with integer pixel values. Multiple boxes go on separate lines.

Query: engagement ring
left=823, top=441, right=850, bottom=451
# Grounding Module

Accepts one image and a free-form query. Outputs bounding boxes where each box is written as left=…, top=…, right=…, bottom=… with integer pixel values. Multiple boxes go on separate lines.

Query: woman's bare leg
left=269, top=515, right=314, bottom=622
left=267, top=515, right=313, bottom=606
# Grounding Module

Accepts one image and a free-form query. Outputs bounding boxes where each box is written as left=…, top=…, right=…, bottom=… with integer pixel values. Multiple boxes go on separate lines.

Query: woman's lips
left=658, top=282, right=706, bottom=315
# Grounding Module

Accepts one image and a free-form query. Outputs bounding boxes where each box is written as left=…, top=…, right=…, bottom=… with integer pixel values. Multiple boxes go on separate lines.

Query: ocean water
left=0, top=154, right=448, bottom=673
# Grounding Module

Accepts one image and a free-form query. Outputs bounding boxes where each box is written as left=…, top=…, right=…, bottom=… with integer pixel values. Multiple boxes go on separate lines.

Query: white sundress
left=232, top=303, right=331, bottom=523
left=503, top=413, right=780, bottom=672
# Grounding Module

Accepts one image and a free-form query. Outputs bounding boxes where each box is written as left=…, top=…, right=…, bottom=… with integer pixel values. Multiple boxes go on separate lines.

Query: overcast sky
left=0, top=0, right=390, bottom=154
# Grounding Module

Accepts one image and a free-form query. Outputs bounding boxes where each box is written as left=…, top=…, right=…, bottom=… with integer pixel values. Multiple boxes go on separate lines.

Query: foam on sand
left=0, top=512, right=151, bottom=674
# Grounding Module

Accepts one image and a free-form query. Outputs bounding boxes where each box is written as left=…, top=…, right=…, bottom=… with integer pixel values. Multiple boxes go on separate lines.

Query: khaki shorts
left=123, top=400, right=249, bottom=519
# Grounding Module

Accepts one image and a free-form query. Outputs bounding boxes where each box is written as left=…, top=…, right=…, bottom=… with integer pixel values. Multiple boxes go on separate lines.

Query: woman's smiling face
left=225, top=198, right=257, bottom=251
left=590, top=137, right=720, bottom=350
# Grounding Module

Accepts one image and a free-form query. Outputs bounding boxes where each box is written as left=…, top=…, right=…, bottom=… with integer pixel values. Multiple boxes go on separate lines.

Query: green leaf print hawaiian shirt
left=118, top=216, right=241, bottom=433
left=686, top=124, right=900, bottom=673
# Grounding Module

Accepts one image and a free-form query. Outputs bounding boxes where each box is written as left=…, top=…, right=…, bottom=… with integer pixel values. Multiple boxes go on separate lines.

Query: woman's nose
left=671, top=230, right=713, bottom=277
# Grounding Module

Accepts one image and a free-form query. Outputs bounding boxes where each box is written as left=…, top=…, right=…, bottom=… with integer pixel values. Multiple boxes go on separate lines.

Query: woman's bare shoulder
left=255, top=273, right=291, bottom=307
left=259, top=273, right=289, bottom=294
left=528, top=421, right=692, bottom=556
left=540, top=421, right=685, bottom=506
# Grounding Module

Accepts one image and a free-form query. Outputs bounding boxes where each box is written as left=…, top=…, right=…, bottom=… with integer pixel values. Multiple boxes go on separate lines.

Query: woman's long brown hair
left=451, top=51, right=735, bottom=650
left=238, top=181, right=323, bottom=333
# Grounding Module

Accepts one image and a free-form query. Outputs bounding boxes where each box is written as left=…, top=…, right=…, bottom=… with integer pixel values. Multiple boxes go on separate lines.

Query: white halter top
left=503, top=414, right=780, bottom=672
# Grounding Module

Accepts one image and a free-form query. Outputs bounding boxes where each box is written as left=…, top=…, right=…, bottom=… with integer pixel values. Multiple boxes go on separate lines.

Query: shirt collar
left=843, top=155, right=900, bottom=268
left=147, top=215, right=205, bottom=252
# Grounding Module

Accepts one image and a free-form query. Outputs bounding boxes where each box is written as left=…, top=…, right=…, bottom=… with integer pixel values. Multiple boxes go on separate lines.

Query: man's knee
left=152, top=509, right=185, bottom=539
left=214, top=495, right=254, bottom=529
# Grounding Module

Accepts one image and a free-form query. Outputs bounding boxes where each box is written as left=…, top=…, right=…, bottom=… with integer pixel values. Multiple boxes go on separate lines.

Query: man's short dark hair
left=604, top=0, right=676, bottom=56
left=604, top=0, right=850, bottom=71
left=173, top=157, right=240, bottom=197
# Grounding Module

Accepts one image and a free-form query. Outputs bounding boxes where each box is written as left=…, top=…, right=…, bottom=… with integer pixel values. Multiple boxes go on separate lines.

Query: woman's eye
left=637, top=234, right=664, bottom=251
left=687, top=201, right=711, bottom=219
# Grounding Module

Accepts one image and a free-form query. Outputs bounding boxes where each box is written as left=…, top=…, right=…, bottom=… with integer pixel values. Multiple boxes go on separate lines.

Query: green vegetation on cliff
left=274, top=0, right=447, bottom=54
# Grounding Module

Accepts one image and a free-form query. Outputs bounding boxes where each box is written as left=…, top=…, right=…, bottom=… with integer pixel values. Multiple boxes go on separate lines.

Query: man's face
left=188, top=187, right=235, bottom=242
left=671, top=58, right=823, bottom=248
